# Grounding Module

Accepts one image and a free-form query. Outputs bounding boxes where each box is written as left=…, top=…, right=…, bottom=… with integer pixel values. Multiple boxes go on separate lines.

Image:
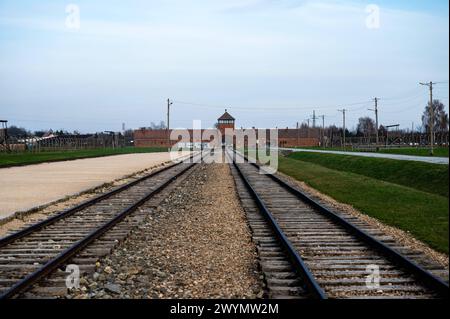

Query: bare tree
left=149, top=121, right=167, bottom=129
left=379, top=125, right=387, bottom=138
left=356, top=117, right=376, bottom=137
left=439, top=112, right=449, bottom=132
left=438, top=111, right=449, bottom=145
left=422, top=100, right=447, bottom=133
left=34, top=131, right=46, bottom=138
left=7, top=126, right=30, bottom=137
left=422, top=100, right=448, bottom=145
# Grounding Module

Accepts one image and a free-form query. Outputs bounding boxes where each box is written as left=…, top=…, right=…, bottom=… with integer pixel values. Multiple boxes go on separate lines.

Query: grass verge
left=279, top=156, right=449, bottom=254
left=287, top=152, right=448, bottom=197
left=292, top=146, right=449, bottom=157
left=378, top=147, right=449, bottom=157
left=0, top=147, right=167, bottom=168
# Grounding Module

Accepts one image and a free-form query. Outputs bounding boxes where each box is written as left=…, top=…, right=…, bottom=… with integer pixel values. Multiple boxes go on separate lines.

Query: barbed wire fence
left=0, top=133, right=126, bottom=153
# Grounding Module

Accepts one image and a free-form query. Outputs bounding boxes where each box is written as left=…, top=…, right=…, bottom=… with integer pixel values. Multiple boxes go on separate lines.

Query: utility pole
left=167, top=98, right=173, bottom=150
left=338, top=109, right=347, bottom=149
left=420, top=82, right=435, bottom=155
left=320, top=115, right=325, bottom=147
left=306, top=119, right=310, bottom=138
left=312, top=110, right=318, bottom=128
left=368, top=97, right=379, bottom=148
left=121, top=123, right=126, bottom=147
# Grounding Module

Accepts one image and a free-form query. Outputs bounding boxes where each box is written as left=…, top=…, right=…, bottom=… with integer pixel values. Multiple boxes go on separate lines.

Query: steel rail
left=227, top=150, right=327, bottom=299
left=0, top=152, right=196, bottom=249
left=0, top=161, right=197, bottom=299
left=233, top=149, right=449, bottom=298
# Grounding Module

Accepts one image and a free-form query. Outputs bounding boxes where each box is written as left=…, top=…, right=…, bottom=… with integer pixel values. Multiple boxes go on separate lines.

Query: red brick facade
left=277, top=127, right=320, bottom=147
left=133, top=112, right=320, bottom=148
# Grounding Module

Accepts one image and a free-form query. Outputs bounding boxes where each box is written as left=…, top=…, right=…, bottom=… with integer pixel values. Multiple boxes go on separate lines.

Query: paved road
left=0, top=152, right=187, bottom=221
left=278, top=148, right=449, bottom=165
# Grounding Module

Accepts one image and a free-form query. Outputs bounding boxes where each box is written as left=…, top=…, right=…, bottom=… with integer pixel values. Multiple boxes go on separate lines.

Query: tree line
left=354, top=99, right=448, bottom=137
left=5, top=127, right=78, bottom=138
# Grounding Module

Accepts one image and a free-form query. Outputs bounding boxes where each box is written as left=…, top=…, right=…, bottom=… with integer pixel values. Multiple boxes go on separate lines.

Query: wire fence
left=0, top=134, right=128, bottom=153
left=323, top=131, right=449, bottom=150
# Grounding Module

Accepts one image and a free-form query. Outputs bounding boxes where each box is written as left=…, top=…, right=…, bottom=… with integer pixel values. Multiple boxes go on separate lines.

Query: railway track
left=0, top=153, right=200, bottom=299
left=228, top=149, right=449, bottom=299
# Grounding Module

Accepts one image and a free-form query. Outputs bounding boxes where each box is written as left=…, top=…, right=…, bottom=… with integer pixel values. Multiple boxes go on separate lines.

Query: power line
left=172, top=99, right=372, bottom=112
left=381, top=89, right=423, bottom=101
left=374, top=91, right=425, bottom=107
left=348, top=103, right=373, bottom=111
left=319, top=115, right=325, bottom=147
left=382, top=103, right=425, bottom=114
left=5, top=117, right=124, bottom=126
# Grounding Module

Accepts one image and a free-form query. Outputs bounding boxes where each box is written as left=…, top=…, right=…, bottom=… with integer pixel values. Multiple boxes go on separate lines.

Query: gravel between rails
left=69, top=163, right=264, bottom=299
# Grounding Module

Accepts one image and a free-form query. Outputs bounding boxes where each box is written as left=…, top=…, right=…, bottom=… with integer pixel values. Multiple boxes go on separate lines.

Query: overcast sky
left=0, top=0, right=449, bottom=133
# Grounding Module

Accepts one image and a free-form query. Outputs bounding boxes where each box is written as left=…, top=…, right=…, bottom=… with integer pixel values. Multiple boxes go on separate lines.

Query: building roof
left=218, top=110, right=235, bottom=121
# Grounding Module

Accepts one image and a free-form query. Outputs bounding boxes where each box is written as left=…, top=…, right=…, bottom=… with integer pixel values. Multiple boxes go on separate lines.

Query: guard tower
left=217, top=110, right=235, bottom=143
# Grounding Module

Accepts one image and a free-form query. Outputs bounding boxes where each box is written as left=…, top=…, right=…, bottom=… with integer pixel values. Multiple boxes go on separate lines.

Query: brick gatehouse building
left=133, top=110, right=319, bottom=148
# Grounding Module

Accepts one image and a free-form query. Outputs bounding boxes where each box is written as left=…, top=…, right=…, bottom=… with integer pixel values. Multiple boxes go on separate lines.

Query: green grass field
left=287, top=152, right=449, bottom=197
left=279, top=155, right=449, bottom=254
left=293, top=146, right=449, bottom=157
left=0, top=147, right=167, bottom=168
left=378, top=147, right=449, bottom=157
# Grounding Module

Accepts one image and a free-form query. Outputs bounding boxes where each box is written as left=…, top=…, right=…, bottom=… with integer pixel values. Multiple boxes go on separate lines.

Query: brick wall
left=278, top=138, right=319, bottom=147
left=134, top=129, right=319, bottom=148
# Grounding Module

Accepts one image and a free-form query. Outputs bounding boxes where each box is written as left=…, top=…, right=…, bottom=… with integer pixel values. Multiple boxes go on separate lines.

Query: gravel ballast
left=277, top=171, right=449, bottom=270
left=71, top=163, right=263, bottom=299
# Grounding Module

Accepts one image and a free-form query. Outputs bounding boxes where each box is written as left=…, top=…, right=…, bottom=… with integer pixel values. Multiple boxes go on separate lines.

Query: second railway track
left=0, top=147, right=447, bottom=300
left=228, top=149, right=449, bottom=299
left=0, top=153, right=201, bottom=299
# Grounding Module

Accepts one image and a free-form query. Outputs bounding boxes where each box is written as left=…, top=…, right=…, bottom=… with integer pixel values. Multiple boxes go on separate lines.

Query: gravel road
left=70, top=163, right=263, bottom=299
